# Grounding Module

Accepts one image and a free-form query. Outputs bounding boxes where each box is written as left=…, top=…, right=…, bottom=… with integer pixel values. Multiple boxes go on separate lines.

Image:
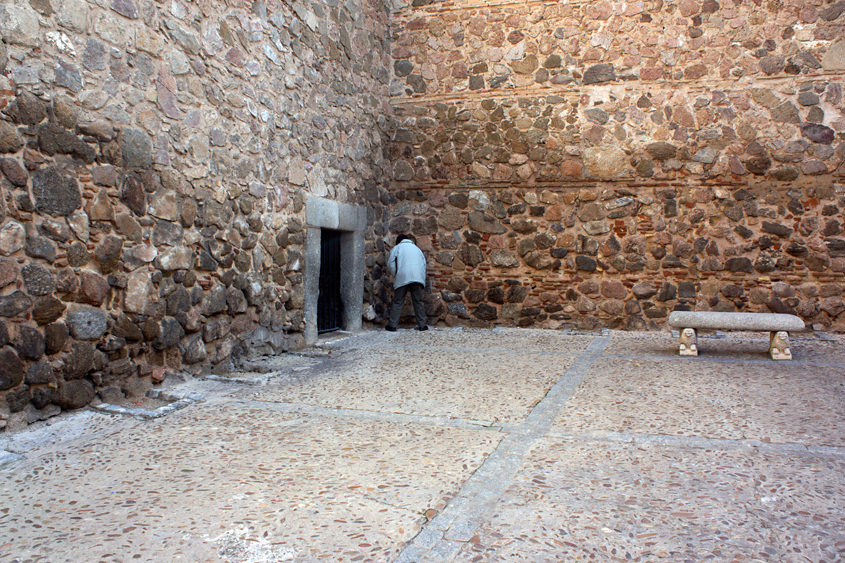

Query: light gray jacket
left=388, top=239, right=427, bottom=289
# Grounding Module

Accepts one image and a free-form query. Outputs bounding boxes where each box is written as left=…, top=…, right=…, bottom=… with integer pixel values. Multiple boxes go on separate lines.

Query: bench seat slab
left=668, top=311, right=805, bottom=332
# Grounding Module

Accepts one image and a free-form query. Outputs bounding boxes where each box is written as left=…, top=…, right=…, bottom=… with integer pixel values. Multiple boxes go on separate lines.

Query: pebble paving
left=254, top=346, right=576, bottom=424
left=556, top=356, right=845, bottom=446
left=1, top=328, right=842, bottom=562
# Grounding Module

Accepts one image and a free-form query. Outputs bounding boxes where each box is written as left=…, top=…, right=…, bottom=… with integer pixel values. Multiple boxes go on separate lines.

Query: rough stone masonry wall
left=0, top=0, right=392, bottom=429
left=384, top=0, right=845, bottom=331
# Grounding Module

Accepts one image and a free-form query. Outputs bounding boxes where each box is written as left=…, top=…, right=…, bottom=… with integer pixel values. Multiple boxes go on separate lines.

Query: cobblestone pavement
left=1, top=328, right=843, bottom=562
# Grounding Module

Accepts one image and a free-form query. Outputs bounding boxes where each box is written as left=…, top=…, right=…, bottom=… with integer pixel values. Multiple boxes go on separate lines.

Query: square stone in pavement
left=554, top=356, right=844, bottom=445
left=254, top=347, right=577, bottom=424
left=454, top=436, right=844, bottom=562
left=1, top=402, right=500, bottom=562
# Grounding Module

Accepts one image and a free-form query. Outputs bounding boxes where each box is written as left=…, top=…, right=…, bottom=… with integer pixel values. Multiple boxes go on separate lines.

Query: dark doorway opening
left=318, top=229, right=344, bottom=334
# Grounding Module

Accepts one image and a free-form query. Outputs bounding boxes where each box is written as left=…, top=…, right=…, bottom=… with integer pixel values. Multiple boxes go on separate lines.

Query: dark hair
left=396, top=234, right=412, bottom=245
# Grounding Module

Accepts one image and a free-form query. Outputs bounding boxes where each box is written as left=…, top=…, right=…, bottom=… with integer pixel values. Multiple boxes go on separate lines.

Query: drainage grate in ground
left=90, top=389, right=203, bottom=420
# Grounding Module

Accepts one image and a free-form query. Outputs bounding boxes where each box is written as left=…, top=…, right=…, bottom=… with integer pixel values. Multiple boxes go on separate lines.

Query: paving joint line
left=603, top=352, right=845, bottom=368
left=236, top=399, right=514, bottom=432
left=545, top=430, right=845, bottom=459
left=395, top=334, right=611, bottom=563
left=372, top=344, right=585, bottom=357
left=89, top=390, right=204, bottom=420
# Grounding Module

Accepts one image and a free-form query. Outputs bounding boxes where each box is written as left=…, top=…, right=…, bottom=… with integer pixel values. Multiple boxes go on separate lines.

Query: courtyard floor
left=1, top=328, right=843, bottom=562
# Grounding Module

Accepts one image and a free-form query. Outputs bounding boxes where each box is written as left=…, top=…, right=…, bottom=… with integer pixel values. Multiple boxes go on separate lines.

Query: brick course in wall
left=383, top=182, right=844, bottom=330
left=380, top=0, right=845, bottom=330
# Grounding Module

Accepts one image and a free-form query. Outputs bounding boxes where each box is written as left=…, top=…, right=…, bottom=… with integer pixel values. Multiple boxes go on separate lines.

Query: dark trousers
left=388, top=282, right=427, bottom=329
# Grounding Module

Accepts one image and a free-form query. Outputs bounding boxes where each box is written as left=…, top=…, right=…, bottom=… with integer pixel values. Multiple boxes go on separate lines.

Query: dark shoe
left=385, top=325, right=397, bottom=332
left=416, top=325, right=428, bottom=331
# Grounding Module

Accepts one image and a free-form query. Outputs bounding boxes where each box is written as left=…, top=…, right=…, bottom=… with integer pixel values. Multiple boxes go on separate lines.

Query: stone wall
left=0, top=0, right=393, bottom=429
left=382, top=0, right=845, bottom=330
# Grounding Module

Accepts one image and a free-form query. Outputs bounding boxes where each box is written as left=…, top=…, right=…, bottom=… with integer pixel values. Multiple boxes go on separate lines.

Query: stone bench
left=667, top=311, right=806, bottom=360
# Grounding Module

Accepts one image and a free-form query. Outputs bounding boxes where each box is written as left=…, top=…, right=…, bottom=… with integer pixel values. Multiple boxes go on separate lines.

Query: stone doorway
left=318, top=229, right=344, bottom=334
left=303, top=196, right=366, bottom=345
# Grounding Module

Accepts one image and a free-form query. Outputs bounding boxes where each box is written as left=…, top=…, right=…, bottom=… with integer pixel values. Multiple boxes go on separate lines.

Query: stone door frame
left=303, top=195, right=366, bottom=345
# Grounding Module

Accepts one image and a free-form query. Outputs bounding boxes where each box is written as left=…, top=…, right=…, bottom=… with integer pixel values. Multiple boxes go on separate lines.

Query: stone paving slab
left=254, top=346, right=576, bottom=424
left=555, top=356, right=845, bottom=446
left=0, top=400, right=500, bottom=563
left=453, top=435, right=844, bottom=562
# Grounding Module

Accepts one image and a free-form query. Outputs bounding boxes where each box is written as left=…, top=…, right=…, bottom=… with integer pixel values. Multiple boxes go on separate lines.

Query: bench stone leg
left=769, top=331, right=792, bottom=360
left=678, top=328, right=698, bottom=356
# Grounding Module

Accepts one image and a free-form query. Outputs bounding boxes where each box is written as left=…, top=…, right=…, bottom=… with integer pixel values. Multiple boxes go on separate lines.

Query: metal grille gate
left=317, top=229, right=344, bottom=334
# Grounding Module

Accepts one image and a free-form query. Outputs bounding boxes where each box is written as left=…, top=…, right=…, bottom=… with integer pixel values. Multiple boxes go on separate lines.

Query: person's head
left=395, top=234, right=415, bottom=245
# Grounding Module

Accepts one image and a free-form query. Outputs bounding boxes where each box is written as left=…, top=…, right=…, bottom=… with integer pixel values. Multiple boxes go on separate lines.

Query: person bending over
left=386, top=234, right=428, bottom=331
